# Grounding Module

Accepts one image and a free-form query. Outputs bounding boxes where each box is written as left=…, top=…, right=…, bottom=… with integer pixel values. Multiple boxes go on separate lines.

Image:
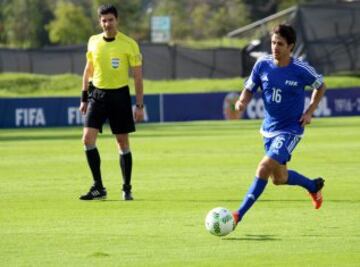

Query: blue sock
left=237, top=177, right=268, bottom=220
left=287, top=170, right=316, bottom=192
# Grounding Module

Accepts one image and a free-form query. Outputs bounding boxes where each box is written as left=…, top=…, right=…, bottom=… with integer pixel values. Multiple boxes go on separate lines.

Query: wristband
left=136, top=104, right=144, bottom=109
left=81, top=90, right=89, bottom=102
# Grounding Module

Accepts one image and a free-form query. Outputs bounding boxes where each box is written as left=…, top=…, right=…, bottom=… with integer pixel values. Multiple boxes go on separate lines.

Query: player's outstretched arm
left=300, top=83, right=327, bottom=127
left=235, top=89, right=253, bottom=113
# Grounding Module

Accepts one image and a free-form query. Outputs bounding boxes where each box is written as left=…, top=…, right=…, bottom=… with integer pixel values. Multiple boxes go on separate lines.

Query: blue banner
left=241, top=88, right=360, bottom=119
left=0, top=95, right=160, bottom=128
left=163, top=93, right=225, bottom=122
left=0, top=88, right=359, bottom=128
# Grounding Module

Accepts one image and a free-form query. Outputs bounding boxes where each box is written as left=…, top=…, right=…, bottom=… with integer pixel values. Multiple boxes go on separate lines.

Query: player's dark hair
left=98, top=4, right=118, bottom=18
left=272, top=24, right=296, bottom=51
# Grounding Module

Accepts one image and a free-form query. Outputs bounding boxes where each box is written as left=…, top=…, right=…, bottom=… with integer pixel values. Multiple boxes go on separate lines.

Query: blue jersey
left=245, top=55, right=323, bottom=137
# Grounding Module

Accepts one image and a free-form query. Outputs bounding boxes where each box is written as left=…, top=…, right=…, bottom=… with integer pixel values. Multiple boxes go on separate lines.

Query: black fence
left=0, top=44, right=245, bottom=80
left=294, top=2, right=360, bottom=75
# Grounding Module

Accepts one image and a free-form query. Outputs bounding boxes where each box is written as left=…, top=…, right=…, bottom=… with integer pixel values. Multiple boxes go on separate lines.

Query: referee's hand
left=79, top=102, right=88, bottom=115
left=134, top=107, right=144, bottom=122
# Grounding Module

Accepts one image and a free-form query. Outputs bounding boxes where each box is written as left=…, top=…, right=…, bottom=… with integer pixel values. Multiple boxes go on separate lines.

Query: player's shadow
left=223, top=234, right=281, bottom=242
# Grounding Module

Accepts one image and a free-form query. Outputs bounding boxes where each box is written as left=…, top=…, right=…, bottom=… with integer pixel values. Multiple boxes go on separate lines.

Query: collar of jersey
left=102, top=34, right=116, bottom=42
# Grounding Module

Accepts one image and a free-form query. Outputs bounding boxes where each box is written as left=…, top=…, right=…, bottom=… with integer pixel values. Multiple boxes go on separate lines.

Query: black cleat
left=122, top=191, right=134, bottom=201
left=79, top=186, right=107, bottom=200
left=314, top=177, right=325, bottom=192
left=122, top=184, right=134, bottom=201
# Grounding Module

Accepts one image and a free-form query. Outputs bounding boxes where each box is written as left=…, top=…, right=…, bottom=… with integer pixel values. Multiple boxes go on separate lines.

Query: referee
left=79, top=4, right=144, bottom=201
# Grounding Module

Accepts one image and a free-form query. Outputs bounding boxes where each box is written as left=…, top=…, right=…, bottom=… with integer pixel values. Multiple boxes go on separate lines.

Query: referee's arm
left=79, top=61, right=94, bottom=114
left=132, top=66, right=144, bottom=122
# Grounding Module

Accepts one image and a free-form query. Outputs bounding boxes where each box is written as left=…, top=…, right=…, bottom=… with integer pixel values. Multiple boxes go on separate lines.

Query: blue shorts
left=264, top=133, right=301, bottom=165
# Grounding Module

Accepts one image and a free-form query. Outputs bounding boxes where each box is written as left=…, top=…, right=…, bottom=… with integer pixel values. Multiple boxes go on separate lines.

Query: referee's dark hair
left=98, top=4, right=118, bottom=18
left=272, top=24, right=296, bottom=51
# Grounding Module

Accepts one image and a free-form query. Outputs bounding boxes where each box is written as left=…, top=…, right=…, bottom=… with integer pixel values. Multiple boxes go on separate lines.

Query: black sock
left=120, top=152, right=132, bottom=192
left=85, top=147, right=103, bottom=189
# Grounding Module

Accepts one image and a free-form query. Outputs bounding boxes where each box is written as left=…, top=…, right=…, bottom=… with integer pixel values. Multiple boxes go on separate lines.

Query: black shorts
left=84, top=86, right=135, bottom=134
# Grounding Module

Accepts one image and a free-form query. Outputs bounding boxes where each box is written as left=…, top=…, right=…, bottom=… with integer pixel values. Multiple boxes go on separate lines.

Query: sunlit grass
left=0, top=73, right=359, bottom=97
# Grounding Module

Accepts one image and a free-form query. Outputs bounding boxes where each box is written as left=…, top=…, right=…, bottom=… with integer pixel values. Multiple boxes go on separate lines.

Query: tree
left=277, top=0, right=314, bottom=11
left=152, top=0, right=191, bottom=40
left=151, top=0, right=250, bottom=40
left=0, top=2, right=5, bottom=45
left=191, top=3, right=212, bottom=39
left=46, top=1, right=93, bottom=45
left=207, top=0, right=249, bottom=37
left=1, top=0, right=51, bottom=48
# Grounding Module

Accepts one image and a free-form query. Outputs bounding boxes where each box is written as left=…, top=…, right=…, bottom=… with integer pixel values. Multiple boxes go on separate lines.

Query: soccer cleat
left=79, top=186, right=107, bottom=200
left=122, top=184, right=133, bottom=201
left=232, top=211, right=241, bottom=229
left=309, top=178, right=324, bottom=209
left=122, top=191, right=134, bottom=201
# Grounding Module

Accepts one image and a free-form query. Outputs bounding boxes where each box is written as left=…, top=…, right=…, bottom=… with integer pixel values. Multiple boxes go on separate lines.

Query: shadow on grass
left=121, top=199, right=360, bottom=203
left=259, top=199, right=360, bottom=203
left=0, top=133, right=110, bottom=142
left=0, top=131, right=245, bottom=142
left=1, top=117, right=359, bottom=142
left=223, top=234, right=281, bottom=241
left=89, top=252, right=111, bottom=257
left=0, top=121, right=256, bottom=142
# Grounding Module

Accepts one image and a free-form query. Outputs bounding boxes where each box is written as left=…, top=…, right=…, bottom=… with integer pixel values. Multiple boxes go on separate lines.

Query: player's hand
left=79, top=102, right=88, bottom=115
left=299, top=112, right=312, bottom=127
left=235, top=100, right=245, bottom=112
left=134, top=107, right=144, bottom=122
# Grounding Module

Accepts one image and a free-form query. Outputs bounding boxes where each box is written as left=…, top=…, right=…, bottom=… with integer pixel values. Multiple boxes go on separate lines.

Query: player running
left=232, top=24, right=326, bottom=226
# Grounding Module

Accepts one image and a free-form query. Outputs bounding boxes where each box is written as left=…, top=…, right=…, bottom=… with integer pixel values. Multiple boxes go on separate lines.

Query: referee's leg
left=82, top=128, right=102, bottom=189
left=115, top=134, right=134, bottom=200
left=79, top=127, right=107, bottom=200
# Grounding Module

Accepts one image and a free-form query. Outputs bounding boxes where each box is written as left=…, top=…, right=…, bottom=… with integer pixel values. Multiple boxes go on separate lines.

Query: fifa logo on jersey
left=285, top=80, right=298, bottom=86
left=111, top=58, right=120, bottom=69
left=260, top=74, right=269, bottom=82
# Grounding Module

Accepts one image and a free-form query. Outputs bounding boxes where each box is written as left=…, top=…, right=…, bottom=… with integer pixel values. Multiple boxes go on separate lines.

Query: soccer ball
left=205, top=207, right=235, bottom=236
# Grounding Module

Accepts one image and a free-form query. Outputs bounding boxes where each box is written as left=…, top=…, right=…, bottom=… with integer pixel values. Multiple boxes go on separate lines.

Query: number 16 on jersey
left=272, top=88, right=282, bottom=103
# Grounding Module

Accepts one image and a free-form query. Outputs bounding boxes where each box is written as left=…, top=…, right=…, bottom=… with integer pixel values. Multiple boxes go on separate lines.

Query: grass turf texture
left=0, top=73, right=359, bottom=97
left=0, top=117, right=359, bottom=266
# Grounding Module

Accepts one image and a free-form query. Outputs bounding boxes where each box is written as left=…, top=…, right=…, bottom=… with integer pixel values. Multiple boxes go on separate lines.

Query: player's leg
left=270, top=162, right=288, bottom=185
left=233, top=155, right=276, bottom=224
left=269, top=133, right=324, bottom=209
left=115, top=133, right=134, bottom=200
left=272, top=166, right=324, bottom=209
left=287, top=169, right=324, bottom=209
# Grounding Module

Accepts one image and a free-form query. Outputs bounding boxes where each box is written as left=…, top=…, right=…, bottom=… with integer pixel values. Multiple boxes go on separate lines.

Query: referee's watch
left=136, top=103, right=144, bottom=109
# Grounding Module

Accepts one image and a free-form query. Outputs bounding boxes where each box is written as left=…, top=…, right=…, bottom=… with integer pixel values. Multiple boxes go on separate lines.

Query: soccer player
left=79, top=4, right=144, bottom=201
left=232, top=24, right=326, bottom=226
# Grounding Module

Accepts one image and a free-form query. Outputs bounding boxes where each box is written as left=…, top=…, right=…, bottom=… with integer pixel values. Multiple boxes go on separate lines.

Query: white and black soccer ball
left=205, top=207, right=235, bottom=236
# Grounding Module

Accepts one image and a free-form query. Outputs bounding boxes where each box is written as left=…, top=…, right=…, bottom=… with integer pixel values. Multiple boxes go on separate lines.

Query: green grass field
left=1, top=117, right=359, bottom=266
left=0, top=72, right=359, bottom=97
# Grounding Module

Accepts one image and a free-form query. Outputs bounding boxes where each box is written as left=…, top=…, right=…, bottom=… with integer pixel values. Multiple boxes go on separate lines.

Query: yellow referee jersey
left=86, top=31, right=142, bottom=89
